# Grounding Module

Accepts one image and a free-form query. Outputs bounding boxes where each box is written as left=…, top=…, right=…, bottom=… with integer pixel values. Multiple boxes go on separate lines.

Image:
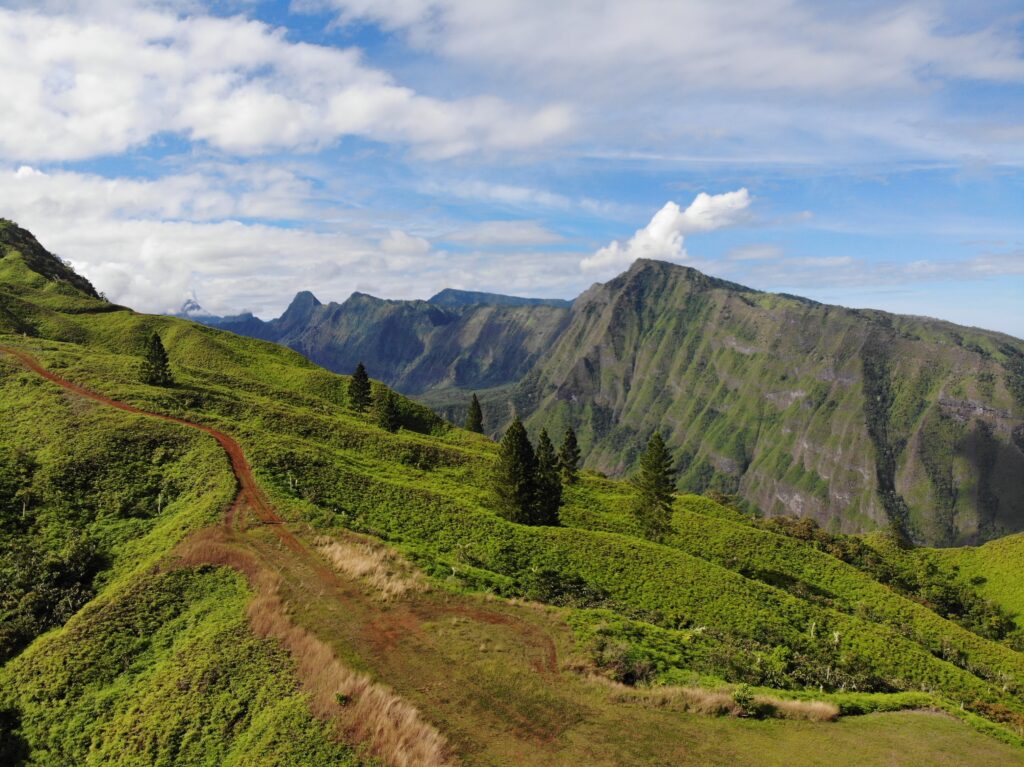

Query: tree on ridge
left=632, top=432, right=675, bottom=541
left=558, top=427, right=580, bottom=485
left=492, top=417, right=538, bottom=524
left=349, top=362, right=371, bottom=412
left=465, top=393, right=484, bottom=433
left=534, top=428, right=563, bottom=525
left=141, top=332, right=173, bottom=387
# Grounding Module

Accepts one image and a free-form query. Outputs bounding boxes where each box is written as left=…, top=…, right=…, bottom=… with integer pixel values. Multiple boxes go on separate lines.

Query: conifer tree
left=349, top=362, right=371, bottom=412
left=558, top=427, right=581, bottom=484
left=492, top=418, right=537, bottom=524
left=533, top=428, right=562, bottom=525
left=632, top=432, right=675, bottom=541
left=141, top=331, right=173, bottom=386
left=465, top=393, right=484, bottom=433
left=372, top=386, right=401, bottom=432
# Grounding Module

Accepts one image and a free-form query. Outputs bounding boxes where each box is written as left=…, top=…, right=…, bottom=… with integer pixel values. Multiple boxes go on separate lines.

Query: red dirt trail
left=0, top=345, right=305, bottom=553
left=2, top=345, right=570, bottom=760
left=0, top=345, right=559, bottom=675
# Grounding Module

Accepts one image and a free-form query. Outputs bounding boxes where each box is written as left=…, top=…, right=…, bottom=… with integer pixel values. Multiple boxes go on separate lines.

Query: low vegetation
left=3, top=222, right=1024, bottom=764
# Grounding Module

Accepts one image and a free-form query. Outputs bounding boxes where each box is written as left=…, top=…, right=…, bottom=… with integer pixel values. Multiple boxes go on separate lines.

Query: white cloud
left=424, top=180, right=573, bottom=210
left=379, top=229, right=430, bottom=256
left=0, top=4, right=571, bottom=162
left=1, top=163, right=587, bottom=315
left=727, top=244, right=783, bottom=261
left=580, top=188, right=751, bottom=273
left=318, top=1, right=1024, bottom=91
left=442, top=220, right=563, bottom=246
left=308, top=1, right=1024, bottom=165
left=3, top=164, right=315, bottom=222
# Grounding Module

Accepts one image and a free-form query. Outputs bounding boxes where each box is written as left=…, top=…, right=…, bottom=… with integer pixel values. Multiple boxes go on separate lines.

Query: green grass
left=936, top=533, right=1024, bottom=627
left=3, top=236, right=1024, bottom=763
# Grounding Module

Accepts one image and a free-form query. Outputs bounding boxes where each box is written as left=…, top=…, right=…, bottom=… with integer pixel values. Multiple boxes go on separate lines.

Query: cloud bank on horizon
left=0, top=0, right=1022, bottom=336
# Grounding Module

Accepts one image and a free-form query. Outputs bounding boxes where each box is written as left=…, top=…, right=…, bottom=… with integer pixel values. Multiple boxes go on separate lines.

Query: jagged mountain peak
left=616, top=257, right=759, bottom=294
left=282, top=290, right=322, bottom=315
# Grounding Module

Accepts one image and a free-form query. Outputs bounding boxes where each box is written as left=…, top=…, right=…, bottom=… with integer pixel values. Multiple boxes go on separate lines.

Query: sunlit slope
left=2, top=219, right=1024, bottom=764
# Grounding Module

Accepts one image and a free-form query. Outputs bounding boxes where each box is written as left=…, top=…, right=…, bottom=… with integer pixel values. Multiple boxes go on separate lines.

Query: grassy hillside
left=3, top=220, right=1024, bottom=765
left=192, top=253, right=1024, bottom=547
left=935, top=533, right=1024, bottom=629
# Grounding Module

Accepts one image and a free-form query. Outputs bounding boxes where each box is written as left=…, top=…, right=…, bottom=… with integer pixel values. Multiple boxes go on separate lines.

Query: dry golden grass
left=315, top=534, right=427, bottom=600
left=757, top=696, right=840, bottom=722
left=593, top=675, right=839, bottom=722
left=176, top=531, right=456, bottom=767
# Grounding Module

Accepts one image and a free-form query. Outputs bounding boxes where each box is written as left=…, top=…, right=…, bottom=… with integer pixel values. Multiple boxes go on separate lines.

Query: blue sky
left=1, top=1, right=1022, bottom=338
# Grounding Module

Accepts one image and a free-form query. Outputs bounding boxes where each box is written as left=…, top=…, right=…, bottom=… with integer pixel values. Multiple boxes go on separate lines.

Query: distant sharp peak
left=281, top=290, right=322, bottom=315
left=427, top=287, right=571, bottom=308
left=277, top=289, right=324, bottom=328
left=289, top=290, right=322, bottom=306
left=178, top=297, right=213, bottom=318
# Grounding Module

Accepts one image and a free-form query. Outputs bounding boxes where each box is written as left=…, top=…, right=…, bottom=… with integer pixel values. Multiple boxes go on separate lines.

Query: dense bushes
left=0, top=534, right=107, bottom=662
left=755, top=515, right=1016, bottom=641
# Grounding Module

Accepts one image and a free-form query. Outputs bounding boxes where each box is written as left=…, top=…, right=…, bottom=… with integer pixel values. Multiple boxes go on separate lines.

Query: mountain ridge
left=185, top=256, right=1024, bottom=546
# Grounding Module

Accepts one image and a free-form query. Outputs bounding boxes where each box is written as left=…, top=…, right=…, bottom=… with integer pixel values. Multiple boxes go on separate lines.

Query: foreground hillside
left=3, top=219, right=1024, bottom=765
left=195, top=259, right=1024, bottom=548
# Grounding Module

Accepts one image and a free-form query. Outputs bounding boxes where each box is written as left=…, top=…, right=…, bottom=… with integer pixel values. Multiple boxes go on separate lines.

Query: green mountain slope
left=4, top=220, right=1024, bottom=765
left=204, top=254, right=1024, bottom=546
left=517, top=259, right=1024, bottom=546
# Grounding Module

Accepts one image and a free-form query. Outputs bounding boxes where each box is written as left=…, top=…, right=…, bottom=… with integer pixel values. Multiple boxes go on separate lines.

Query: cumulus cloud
left=580, top=189, right=751, bottom=273
left=0, top=4, right=571, bottom=162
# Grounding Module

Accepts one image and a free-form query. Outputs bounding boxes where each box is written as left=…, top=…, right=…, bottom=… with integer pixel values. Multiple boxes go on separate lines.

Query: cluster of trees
left=492, top=419, right=580, bottom=526
left=347, top=363, right=676, bottom=538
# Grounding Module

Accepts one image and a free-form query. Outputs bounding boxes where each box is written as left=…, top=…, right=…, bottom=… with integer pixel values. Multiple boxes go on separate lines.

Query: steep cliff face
left=201, top=290, right=572, bottom=395
left=514, top=260, right=1024, bottom=545
left=191, top=258, right=1024, bottom=546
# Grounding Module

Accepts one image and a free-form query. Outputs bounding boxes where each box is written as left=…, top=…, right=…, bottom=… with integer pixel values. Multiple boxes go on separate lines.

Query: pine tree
left=632, top=432, right=675, bottom=541
left=349, top=362, right=371, bottom=412
left=492, top=418, right=537, bottom=524
left=533, top=428, right=562, bottom=525
left=372, top=386, right=401, bottom=432
left=558, top=427, right=581, bottom=484
left=141, top=331, right=172, bottom=386
left=465, top=393, right=484, bottom=433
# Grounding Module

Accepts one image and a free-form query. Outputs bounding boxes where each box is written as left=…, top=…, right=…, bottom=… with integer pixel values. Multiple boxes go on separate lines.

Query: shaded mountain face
left=197, top=289, right=572, bottom=394
left=198, top=259, right=1024, bottom=546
